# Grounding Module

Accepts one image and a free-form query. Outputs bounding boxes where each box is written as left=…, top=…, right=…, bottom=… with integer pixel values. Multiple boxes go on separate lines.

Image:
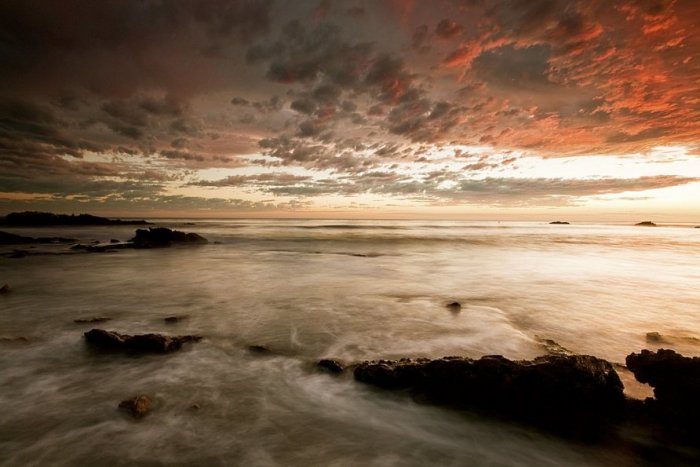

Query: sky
left=0, top=0, right=699, bottom=221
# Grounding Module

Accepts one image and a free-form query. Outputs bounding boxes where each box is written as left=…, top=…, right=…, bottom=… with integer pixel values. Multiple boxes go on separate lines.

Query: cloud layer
left=0, top=0, right=698, bottom=216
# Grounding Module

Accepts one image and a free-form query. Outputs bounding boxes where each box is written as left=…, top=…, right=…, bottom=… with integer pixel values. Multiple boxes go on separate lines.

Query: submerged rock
left=353, top=354, right=625, bottom=433
left=536, top=337, right=572, bottom=356
left=119, top=395, right=153, bottom=418
left=317, top=359, right=345, bottom=374
left=549, top=221, right=570, bottom=225
left=74, top=317, right=111, bottom=324
left=0, top=336, right=30, bottom=345
left=0, top=284, right=10, bottom=294
left=635, top=221, right=657, bottom=226
left=445, top=301, right=462, bottom=312
left=84, top=329, right=202, bottom=354
left=248, top=345, right=272, bottom=355
left=645, top=331, right=699, bottom=345
left=130, top=227, right=208, bottom=248
left=164, top=315, right=188, bottom=324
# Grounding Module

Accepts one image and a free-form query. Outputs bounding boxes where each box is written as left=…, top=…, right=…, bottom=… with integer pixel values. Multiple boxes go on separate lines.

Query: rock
left=74, top=317, right=111, bottom=324
left=549, top=221, right=570, bottom=225
left=0, top=211, right=149, bottom=227
left=110, top=239, right=120, bottom=243
left=118, top=395, right=153, bottom=418
left=0, top=284, right=10, bottom=294
left=318, top=359, right=345, bottom=374
left=0, top=231, right=77, bottom=245
left=189, top=403, right=201, bottom=410
left=536, top=337, right=572, bottom=356
left=446, top=302, right=462, bottom=312
left=353, top=354, right=625, bottom=434
left=646, top=332, right=668, bottom=344
left=0, top=336, right=30, bottom=345
left=248, top=345, right=272, bottom=355
left=626, top=349, right=700, bottom=407
left=8, top=250, right=28, bottom=258
left=84, top=329, right=202, bottom=354
left=635, top=221, right=657, bottom=226
left=130, top=227, right=208, bottom=248
left=164, top=315, right=188, bottom=324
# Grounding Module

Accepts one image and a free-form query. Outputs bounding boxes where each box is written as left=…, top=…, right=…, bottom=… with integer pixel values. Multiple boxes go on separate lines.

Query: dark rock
left=118, top=395, right=153, bottom=418
left=646, top=332, right=668, bottom=344
left=446, top=302, right=461, bottom=312
left=0, top=284, right=10, bottom=294
left=74, top=317, right=111, bottom=324
left=353, top=354, right=625, bottom=434
left=0, top=211, right=149, bottom=227
left=536, top=337, right=572, bottom=356
left=0, top=336, right=29, bottom=345
left=84, top=329, right=202, bottom=354
left=110, top=239, right=120, bottom=243
left=635, top=221, right=657, bottom=226
left=164, top=315, right=188, bottom=323
left=626, top=349, right=700, bottom=440
left=248, top=345, right=272, bottom=355
left=0, top=231, right=77, bottom=245
left=549, top=221, right=570, bottom=225
left=189, top=403, right=201, bottom=410
left=8, top=249, right=28, bottom=258
left=318, top=359, right=345, bottom=374
left=130, top=227, right=208, bottom=248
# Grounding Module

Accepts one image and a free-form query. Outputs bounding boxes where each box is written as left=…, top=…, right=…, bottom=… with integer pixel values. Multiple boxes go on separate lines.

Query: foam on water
left=1, top=220, right=699, bottom=465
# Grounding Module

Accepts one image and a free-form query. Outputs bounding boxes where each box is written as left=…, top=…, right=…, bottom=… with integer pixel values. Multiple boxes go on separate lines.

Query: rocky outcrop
left=635, top=221, right=656, bottom=226
left=353, top=354, right=625, bottom=433
left=0, top=231, right=76, bottom=245
left=119, top=395, right=153, bottom=418
left=626, top=349, right=700, bottom=440
left=130, top=227, right=208, bottom=248
left=445, top=302, right=462, bottom=312
left=549, top=221, right=570, bottom=225
left=84, top=329, right=202, bottom=354
left=317, top=359, right=345, bottom=374
left=0, top=211, right=149, bottom=226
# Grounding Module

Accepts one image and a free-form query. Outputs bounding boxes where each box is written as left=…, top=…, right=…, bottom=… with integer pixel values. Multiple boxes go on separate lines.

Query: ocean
left=1, top=219, right=699, bottom=466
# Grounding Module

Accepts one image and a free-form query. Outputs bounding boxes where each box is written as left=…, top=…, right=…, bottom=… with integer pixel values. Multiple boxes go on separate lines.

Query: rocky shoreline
left=316, top=349, right=700, bottom=444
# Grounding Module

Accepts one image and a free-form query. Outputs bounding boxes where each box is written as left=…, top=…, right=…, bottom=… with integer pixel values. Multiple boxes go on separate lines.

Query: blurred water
left=1, top=220, right=699, bottom=466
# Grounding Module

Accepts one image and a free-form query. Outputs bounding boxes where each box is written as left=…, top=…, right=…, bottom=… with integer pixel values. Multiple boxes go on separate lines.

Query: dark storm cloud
left=0, top=0, right=698, bottom=213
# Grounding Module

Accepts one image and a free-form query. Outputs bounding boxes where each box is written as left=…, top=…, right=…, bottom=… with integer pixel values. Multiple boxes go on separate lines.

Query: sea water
left=1, top=220, right=699, bottom=466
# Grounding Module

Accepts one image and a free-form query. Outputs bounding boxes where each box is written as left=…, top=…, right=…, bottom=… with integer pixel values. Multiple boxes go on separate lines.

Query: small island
left=635, top=221, right=657, bottom=226
left=0, top=211, right=150, bottom=227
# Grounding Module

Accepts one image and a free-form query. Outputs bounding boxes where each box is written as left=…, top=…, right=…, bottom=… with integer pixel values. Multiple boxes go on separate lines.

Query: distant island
left=0, top=211, right=150, bottom=227
left=549, top=221, right=570, bottom=225
left=635, top=221, right=657, bottom=227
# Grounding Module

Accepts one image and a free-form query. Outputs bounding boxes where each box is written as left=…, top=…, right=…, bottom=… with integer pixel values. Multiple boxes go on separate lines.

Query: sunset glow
left=1, top=0, right=699, bottom=220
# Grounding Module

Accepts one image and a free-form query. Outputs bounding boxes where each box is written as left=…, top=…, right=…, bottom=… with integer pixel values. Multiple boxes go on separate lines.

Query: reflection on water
left=1, top=220, right=699, bottom=465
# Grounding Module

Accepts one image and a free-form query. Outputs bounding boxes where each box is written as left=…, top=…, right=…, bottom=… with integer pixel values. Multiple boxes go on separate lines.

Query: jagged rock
left=0, top=284, right=10, bottom=294
left=626, top=349, right=700, bottom=441
left=635, top=221, right=656, bottom=226
left=0, top=211, right=149, bottom=227
left=118, top=395, right=153, bottom=418
left=446, top=302, right=461, bottom=312
left=74, top=317, right=111, bottom=324
left=84, top=329, right=202, bottom=354
left=318, top=359, right=345, bottom=374
left=536, top=337, right=572, bottom=356
left=130, top=227, right=208, bottom=248
left=549, top=221, right=570, bottom=224
left=353, top=354, right=624, bottom=433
